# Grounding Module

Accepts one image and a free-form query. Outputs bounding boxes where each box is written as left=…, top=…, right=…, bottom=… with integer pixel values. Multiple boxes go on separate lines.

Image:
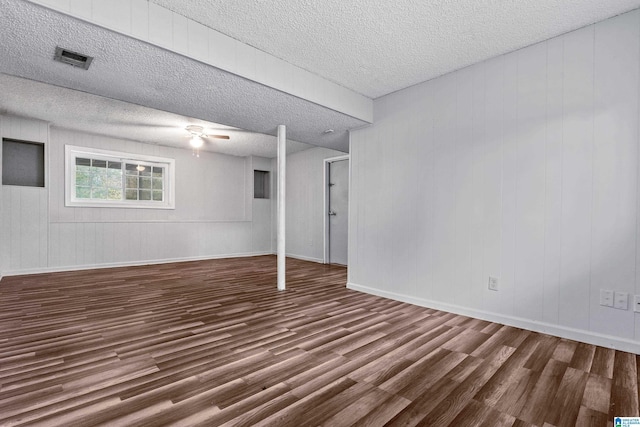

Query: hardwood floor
left=0, top=255, right=637, bottom=426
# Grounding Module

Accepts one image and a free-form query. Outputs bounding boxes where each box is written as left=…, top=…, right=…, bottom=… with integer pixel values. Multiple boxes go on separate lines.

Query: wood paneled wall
left=0, top=115, right=49, bottom=275
left=49, top=128, right=250, bottom=223
left=350, top=10, right=640, bottom=352
left=285, top=147, right=345, bottom=263
left=0, top=117, right=274, bottom=276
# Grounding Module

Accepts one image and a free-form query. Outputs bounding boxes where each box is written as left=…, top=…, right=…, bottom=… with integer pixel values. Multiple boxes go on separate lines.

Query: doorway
left=324, top=155, right=349, bottom=265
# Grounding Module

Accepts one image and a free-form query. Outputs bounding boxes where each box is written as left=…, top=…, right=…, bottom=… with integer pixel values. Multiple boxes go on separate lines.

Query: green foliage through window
left=75, top=158, right=125, bottom=201
left=66, top=145, right=174, bottom=209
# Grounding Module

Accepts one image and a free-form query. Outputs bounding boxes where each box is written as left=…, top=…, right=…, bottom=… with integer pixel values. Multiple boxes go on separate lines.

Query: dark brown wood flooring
left=0, top=255, right=637, bottom=426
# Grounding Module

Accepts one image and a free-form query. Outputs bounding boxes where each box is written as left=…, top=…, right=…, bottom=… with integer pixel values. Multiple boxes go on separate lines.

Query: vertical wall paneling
left=513, top=41, right=547, bottom=322
left=379, top=95, right=395, bottom=290
left=68, top=0, right=91, bottom=20
left=172, top=12, right=189, bottom=54
left=431, top=73, right=458, bottom=304
left=245, top=156, right=253, bottom=222
left=208, top=26, right=235, bottom=74
left=148, top=2, right=173, bottom=47
left=414, top=82, right=435, bottom=302
left=389, top=88, right=416, bottom=297
left=9, top=187, right=20, bottom=271
left=187, top=19, right=209, bottom=62
left=91, top=0, right=130, bottom=33
left=350, top=128, right=364, bottom=283
left=130, top=0, right=148, bottom=40
left=543, top=36, right=564, bottom=325
left=469, top=63, right=486, bottom=311
left=0, top=120, right=275, bottom=275
left=559, top=25, right=595, bottom=331
left=285, top=147, right=345, bottom=263
left=0, top=116, right=49, bottom=274
left=480, top=55, right=504, bottom=315
left=358, top=111, right=375, bottom=287
left=36, top=0, right=70, bottom=11
left=636, top=12, right=640, bottom=342
left=0, top=116, right=3, bottom=279
left=454, top=66, right=474, bottom=308
left=347, top=131, right=356, bottom=282
left=402, top=86, right=423, bottom=299
left=251, top=156, right=273, bottom=254
left=0, top=186, right=8, bottom=275
left=499, top=52, right=519, bottom=318
left=49, top=128, right=248, bottom=224
left=591, top=11, right=639, bottom=339
left=349, top=9, right=640, bottom=352
left=389, top=93, right=404, bottom=294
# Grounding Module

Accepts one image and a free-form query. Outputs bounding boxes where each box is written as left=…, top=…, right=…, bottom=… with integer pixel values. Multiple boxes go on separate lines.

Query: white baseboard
left=285, top=253, right=324, bottom=264
left=0, top=252, right=274, bottom=278
left=347, top=282, right=640, bottom=355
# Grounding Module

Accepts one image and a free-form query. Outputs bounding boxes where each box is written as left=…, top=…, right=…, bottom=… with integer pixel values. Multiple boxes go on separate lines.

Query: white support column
left=277, top=124, right=286, bottom=291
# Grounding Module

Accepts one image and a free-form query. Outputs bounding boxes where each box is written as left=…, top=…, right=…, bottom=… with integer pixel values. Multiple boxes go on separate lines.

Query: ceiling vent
left=54, top=46, right=93, bottom=70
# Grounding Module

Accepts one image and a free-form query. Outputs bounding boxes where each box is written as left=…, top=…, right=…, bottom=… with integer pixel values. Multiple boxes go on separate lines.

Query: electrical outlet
left=614, top=292, right=629, bottom=310
left=600, top=289, right=614, bottom=307
left=488, top=276, right=499, bottom=291
left=634, top=295, right=640, bottom=313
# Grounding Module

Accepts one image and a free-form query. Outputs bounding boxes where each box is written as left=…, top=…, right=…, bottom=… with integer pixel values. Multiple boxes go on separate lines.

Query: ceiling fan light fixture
left=190, top=135, right=204, bottom=148
left=185, top=125, right=229, bottom=156
left=186, top=125, right=204, bottom=136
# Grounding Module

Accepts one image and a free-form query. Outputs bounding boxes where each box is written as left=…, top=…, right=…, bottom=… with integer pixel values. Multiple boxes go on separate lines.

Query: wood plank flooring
left=0, top=255, right=637, bottom=426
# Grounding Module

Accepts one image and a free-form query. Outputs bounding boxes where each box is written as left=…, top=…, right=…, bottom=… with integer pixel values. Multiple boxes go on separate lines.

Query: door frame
left=323, top=154, right=350, bottom=264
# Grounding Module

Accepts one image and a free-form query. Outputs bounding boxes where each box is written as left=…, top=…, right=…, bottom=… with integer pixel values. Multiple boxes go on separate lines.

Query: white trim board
left=0, top=251, right=273, bottom=278
left=347, top=282, right=640, bottom=355
left=285, top=253, right=324, bottom=264
left=323, top=154, right=350, bottom=264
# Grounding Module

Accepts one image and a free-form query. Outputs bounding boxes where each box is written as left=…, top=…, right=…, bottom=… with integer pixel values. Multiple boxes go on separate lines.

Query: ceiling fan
left=186, top=125, right=229, bottom=156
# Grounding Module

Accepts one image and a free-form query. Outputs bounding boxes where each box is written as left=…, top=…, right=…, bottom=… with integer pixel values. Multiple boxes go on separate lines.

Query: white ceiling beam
left=27, top=0, right=373, bottom=124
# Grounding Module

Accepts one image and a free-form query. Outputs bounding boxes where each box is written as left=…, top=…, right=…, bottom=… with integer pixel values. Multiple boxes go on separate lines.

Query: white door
left=328, top=159, right=348, bottom=265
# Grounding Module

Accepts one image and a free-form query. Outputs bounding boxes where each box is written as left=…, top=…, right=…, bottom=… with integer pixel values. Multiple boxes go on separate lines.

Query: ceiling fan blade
left=207, top=135, right=230, bottom=140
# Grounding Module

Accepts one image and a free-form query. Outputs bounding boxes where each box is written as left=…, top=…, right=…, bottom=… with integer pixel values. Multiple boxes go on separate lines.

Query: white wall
left=279, top=146, right=344, bottom=263
left=350, top=10, right=640, bottom=353
left=0, top=118, right=273, bottom=275
left=251, top=156, right=273, bottom=254
left=0, top=116, right=49, bottom=275
left=0, top=118, right=3, bottom=279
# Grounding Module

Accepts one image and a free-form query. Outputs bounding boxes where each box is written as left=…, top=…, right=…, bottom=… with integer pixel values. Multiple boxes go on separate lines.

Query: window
left=2, top=138, right=45, bottom=187
left=254, top=170, right=270, bottom=199
left=65, top=145, right=175, bottom=209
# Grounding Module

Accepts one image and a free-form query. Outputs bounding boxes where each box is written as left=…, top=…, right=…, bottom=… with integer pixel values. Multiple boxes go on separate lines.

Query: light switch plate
left=614, top=292, right=628, bottom=310
left=600, top=289, right=614, bottom=307
left=634, top=295, right=640, bottom=313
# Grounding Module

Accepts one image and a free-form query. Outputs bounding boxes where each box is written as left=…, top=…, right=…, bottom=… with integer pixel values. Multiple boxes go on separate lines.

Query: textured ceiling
left=0, top=0, right=364, bottom=155
left=151, top=0, right=640, bottom=98
left=3, top=0, right=640, bottom=158
left=0, top=74, right=314, bottom=158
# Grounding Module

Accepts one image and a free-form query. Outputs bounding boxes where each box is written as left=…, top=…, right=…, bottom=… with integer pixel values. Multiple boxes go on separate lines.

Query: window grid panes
left=66, top=145, right=174, bottom=209
left=75, top=158, right=123, bottom=200
left=125, top=163, right=164, bottom=202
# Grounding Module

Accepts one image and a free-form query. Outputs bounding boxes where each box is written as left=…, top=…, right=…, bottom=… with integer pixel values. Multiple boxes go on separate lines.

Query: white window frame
left=65, top=145, right=175, bottom=209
